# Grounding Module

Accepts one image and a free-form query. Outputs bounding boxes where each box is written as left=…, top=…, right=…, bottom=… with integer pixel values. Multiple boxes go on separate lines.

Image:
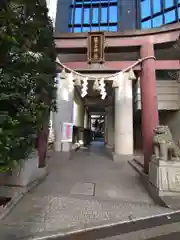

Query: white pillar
left=54, top=74, right=74, bottom=152
left=114, top=72, right=133, bottom=162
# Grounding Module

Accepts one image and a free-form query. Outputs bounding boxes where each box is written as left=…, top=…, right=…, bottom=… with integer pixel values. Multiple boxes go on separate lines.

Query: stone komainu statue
left=153, top=125, right=180, bottom=161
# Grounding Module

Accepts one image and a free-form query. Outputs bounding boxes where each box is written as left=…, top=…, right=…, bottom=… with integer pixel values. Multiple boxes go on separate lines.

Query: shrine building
left=52, top=0, right=180, bottom=173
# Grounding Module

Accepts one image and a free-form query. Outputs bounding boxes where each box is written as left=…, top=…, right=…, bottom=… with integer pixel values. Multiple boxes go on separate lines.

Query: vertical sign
left=87, top=32, right=105, bottom=64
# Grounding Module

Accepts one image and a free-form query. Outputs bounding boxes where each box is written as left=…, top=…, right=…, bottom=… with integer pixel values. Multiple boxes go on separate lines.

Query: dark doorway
left=90, top=114, right=105, bottom=142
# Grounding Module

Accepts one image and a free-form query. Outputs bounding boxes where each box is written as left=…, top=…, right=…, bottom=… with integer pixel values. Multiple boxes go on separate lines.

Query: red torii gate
left=54, top=23, right=180, bottom=173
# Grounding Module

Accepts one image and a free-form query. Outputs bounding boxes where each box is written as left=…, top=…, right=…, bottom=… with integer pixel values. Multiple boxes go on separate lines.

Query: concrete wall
left=55, top=0, right=72, bottom=33
left=134, top=110, right=180, bottom=152
left=160, top=111, right=180, bottom=144
left=119, top=0, right=138, bottom=31
left=135, top=80, right=180, bottom=111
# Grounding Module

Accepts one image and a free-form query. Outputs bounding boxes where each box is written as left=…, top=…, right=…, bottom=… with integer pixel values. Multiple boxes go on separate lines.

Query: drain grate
left=70, top=182, right=95, bottom=196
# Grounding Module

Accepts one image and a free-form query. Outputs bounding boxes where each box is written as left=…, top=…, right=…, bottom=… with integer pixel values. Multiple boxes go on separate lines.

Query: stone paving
left=0, top=142, right=173, bottom=239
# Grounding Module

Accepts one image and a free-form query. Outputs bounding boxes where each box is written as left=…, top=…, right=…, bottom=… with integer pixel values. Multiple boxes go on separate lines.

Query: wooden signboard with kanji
left=87, top=32, right=105, bottom=64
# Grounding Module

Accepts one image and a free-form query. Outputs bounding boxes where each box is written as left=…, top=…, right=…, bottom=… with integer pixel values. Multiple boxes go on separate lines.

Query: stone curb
left=22, top=210, right=180, bottom=240
left=0, top=170, right=48, bottom=221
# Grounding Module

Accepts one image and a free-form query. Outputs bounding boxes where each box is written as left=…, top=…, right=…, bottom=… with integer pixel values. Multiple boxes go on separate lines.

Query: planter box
left=0, top=151, right=47, bottom=197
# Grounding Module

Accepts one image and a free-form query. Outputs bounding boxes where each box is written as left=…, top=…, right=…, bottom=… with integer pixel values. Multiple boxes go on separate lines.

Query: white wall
left=54, top=74, right=74, bottom=151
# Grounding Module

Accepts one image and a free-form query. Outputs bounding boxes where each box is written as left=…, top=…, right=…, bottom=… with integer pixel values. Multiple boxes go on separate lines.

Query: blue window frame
left=101, top=7, right=108, bottom=23
left=92, top=7, right=99, bottom=24
left=69, top=0, right=118, bottom=33
left=152, top=15, right=163, bottom=27
left=164, top=10, right=176, bottom=23
left=164, top=0, right=174, bottom=9
left=141, top=20, right=151, bottom=29
left=109, top=6, right=117, bottom=23
left=152, top=0, right=161, bottom=14
left=84, top=8, right=90, bottom=24
left=74, top=8, right=82, bottom=24
left=141, top=0, right=151, bottom=19
left=140, top=0, right=180, bottom=29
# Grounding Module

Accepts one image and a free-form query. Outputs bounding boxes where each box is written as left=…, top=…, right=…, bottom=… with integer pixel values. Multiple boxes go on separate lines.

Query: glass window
left=101, top=7, right=108, bottom=23
left=84, top=8, right=90, bottom=24
left=179, top=7, right=180, bottom=19
left=74, top=27, right=82, bottom=32
left=164, top=10, right=176, bottom=23
left=141, top=20, right=151, bottom=29
left=152, top=15, right=163, bottom=27
left=82, top=27, right=90, bottom=32
left=100, top=26, right=109, bottom=31
left=71, top=1, right=118, bottom=33
left=92, top=8, right=99, bottom=24
left=109, top=6, right=117, bottom=22
left=152, top=0, right=161, bottom=14
left=141, top=0, right=151, bottom=19
left=164, top=0, right=174, bottom=9
left=108, top=26, right=118, bottom=31
left=74, top=8, right=82, bottom=24
left=91, top=26, right=100, bottom=31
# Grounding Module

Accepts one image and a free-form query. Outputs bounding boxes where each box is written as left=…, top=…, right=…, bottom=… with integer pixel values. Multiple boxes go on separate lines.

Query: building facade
left=55, top=0, right=180, bottom=33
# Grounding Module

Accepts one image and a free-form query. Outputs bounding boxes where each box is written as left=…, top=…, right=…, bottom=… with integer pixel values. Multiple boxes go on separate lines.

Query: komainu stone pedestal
left=149, top=157, right=180, bottom=209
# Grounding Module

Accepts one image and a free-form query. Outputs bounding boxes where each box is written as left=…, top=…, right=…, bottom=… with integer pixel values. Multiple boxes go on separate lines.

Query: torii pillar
left=140, top=42, right=159, bottom=174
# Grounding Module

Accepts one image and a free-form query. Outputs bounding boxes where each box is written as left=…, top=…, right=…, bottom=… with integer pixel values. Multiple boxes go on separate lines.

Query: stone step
left=128, top=158, right=144, bottom=175
left=134, top=157, right=144, bottom=168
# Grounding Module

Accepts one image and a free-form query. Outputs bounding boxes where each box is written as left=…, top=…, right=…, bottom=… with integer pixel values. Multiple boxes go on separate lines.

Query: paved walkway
left=0, top=142, right=172, bottom=239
